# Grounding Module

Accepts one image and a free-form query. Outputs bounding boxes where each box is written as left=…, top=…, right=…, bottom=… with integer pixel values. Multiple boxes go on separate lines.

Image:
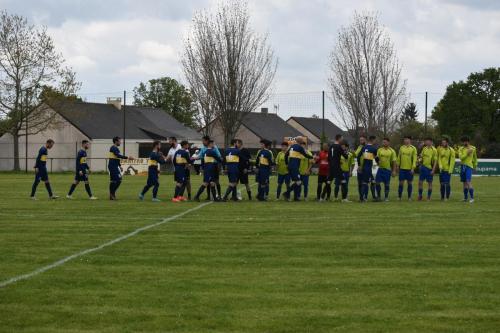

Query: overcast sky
left=1, top=0, right=499, bottom=121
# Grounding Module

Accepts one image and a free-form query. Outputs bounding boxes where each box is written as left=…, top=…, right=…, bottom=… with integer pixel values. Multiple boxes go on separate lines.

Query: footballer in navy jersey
left=30, top=139, right=57, bottom=199
left=194, top=140, right=222, bottom=201
left=67, top=140, right=96, bottom=199
left=108, top=136, right=133, bottom=200
left=283, top=137, right=312, bottom=201
left=172, top=141, right=192, bottom=202
left=256, top=139, right=274, bottom=201
left=223, top=139, right=241, bottom=201
left=139, top=140, right=166, bottom=202
left=358, top=135, right=378, bottom=202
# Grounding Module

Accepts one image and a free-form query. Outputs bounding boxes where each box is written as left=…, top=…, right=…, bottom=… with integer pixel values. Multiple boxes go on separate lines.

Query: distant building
left=207, top=109, right=303, bottom=148
left=286, top=116, right=353, bottom=151
left=0, top=99, right=201, bottom=171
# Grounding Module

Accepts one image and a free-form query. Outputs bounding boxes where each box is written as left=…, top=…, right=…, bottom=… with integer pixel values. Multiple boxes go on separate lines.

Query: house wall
left=286, top=119, right=321, bottom=151
left=0, top=109, right=142, bottom=172
left=208, top=122, right=262, bottom=148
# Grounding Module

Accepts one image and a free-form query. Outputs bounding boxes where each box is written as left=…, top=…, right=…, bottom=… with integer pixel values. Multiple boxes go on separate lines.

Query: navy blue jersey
left=173, top=149, right=191, bottom=167
left=359, top=144, right=378, bottom=170
left=203, top=148, right=221, bottom=165
left=256, top=149, right=274, bottom=171
left=108, top=145, right=127, bottom=170
left=285, top=143, right=311, bottom=170
left=76, top=149, right=89, bottom=173
left=225, top=147, right=240, bottom=169
left=35, top=146, right=48, bottom=169
left=239, top=147, right=251, bottom=172
left=148, top=151, right=165, bottom=171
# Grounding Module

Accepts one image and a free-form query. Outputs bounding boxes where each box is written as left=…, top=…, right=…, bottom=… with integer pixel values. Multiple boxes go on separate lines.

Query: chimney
left=261, top=107, right=268, bottom=114
left=107, top=97, right=122, bottom=110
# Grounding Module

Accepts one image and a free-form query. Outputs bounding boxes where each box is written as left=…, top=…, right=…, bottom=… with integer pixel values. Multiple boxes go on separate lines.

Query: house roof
left=287, top=116, right=353, bottom=143
left=240, top=112, right=303, bottom=143
left=48, top=101, right=199, bottom=141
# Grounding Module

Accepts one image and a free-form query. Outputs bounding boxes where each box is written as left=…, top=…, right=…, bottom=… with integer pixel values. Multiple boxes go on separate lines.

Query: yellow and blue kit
left=275, top=150, right=290, bottom=199
left=358, top=144, right=377, bottom=200
left=256, top=149, right=274, bottom=200
left=437, top=146, right=455, bottom=200
left=30, top=146, right=53, bottom=198
left=225, top=147, right=241, bottom=183
left=75, top=149, right=89, bottom=181
left=202, top=148, right=221, bottom=183
left=419, top=146, right=437, bottom=183
left=140, top=151, right=166, bottom=199
left=285, top=143, right=312, bottom=182
left=108, top=145, right=128, bottom=182
left=173, top=149, right=191, bottom=198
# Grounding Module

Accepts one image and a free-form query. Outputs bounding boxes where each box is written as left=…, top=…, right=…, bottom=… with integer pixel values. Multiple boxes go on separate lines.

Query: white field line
left=0, top=202, right=212, bottom=288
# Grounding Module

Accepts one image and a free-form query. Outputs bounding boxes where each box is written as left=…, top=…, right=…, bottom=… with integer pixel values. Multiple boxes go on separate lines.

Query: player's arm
left=449, top=148, right=456, bottom=173
left=431, top=149, right=438, bottom=174
left=411, top=147, right=417, bottom=173
left=34, top=148, right=44, bottom=170
left=472, top=148, right=478, bottom=169
left=391, top=150, right=397, bottom=176
left=112, top=146, right=129, bottom=160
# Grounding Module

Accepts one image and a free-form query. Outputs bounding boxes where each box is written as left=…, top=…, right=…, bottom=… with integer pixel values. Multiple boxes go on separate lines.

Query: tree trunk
left=13, top=132, right=20, bottom=171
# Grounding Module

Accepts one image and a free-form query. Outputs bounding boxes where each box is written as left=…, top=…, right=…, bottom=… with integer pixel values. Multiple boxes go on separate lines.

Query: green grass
left=0, top=173, right=499, bottom=332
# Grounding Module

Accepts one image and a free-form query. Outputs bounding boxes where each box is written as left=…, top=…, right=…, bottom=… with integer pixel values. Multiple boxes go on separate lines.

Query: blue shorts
left=439, top=171, right=451, bottom=184
left=460, top=165, right=472, bottom=182
left=288, top=168, right=301, bottom=182
left=360, top=168, right=373, bottom=183
left=109, top=167, right=122, bottom=182
left=419, top=166, right=434, bottom=183
left=75, top=172, right=89, bottom=182
left=259, top=169, right=270, bottom=185
left=174, top=167, right=186, bottom=183
left=277, top=174, right=290, bottom=185
left=35, top=168, right=48, bottom=182
left=227, top=169, right=239, bottom=183
left=375, top=168, right=392, bottom=184
left=399, top=169, right=414, bottom=182
left=335, top=172, right=350, bottom=185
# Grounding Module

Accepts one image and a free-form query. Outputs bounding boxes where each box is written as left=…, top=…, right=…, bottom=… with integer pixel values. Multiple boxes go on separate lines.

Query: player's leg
left=277, top=175, right=284, bottom=199
left=341, top=173, right=350, bottom=201
left=375, top=170, right=383, bottom=200
left=83, top=179, right=94, bottom=198
left=302, top=175, right=309, bottom=200
left=418, top=168, right=425, bottom=200
left=67, top=177, right=79, bottom=197
left=316, top=176, right=323, bottom=200
left=334, top=176, right=340, bottom=200
left=466, top=167, right=474, bottom=202
left=30, top=172, right=41, bottom=198
left=398, top=170, right=405, bottom=200
left=185, top=168, right=192, bottom=200
left=427, top=176, right=433, bottom=200
left=194, top=181, right=208, bottom=201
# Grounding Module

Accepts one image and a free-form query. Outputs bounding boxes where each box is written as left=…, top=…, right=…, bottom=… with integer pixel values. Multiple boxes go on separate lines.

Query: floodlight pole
left=424, top=91, right=428, bottom=134
left=25, top=112, right=28, bottom=173
left=322, top=90, right=325, bottom=142
left=123, top=90, right=126, bottom=155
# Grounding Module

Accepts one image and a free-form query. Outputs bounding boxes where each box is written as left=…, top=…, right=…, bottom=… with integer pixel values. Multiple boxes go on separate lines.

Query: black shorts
left=318, top=175, right=328, bottom=183
left=239, top=171, right=249, bottom=185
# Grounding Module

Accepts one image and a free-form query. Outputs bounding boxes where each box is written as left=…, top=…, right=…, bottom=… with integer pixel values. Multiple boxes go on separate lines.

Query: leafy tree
left=400, top=102, right=418, bottom=123
left=0, top=11, right=79, bottom=170
left=432, top=67, right=500, bottom=143
left=133, top=77, right=197, bottom=128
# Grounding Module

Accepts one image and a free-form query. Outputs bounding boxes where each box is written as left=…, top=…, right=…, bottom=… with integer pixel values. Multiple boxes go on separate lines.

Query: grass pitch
left=0, top=173, right=499, bottom=332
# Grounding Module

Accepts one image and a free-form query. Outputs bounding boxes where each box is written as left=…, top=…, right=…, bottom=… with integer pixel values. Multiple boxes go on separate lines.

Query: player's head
left=441, top=137, right=449, bottom=147
left=322, top=142, right=329, bottom=151
left=382, top=137, right=390, bottom=147
left=264, top=140, right=272, bottom=149
left=295, top=136, right=304, bottom=145
left=335, top=134, right=343, bottom=143
left=424, top=137, right=433, bottom=146
left=341, top=141, right=349, bottom=150
left=180, top=140, right=190, bottom=149
left=281, top=141, right=289, bottom=151
left=82, top=139, right=90, bottom=150
left=230, top=138, right=238, bottom=147
left=46, top=139, right=55, bottom=149
left=403, top=135, right=412, bottom=145
left=461, top=136, right=470, bottom=145
left=234, top=139, right=243, bottom=148
left=202, top=135, right=210, bottom=146
left=359, top=135, right=367, bottom=145
left=169, top=136, right=177, bottom=146
left=152, top=140, right=161, bottom=150
left=113, top=136, right=121, bottom=146
left=368, top=135, right=376, bottom=143
left=208, top=139, right=214, bottom=148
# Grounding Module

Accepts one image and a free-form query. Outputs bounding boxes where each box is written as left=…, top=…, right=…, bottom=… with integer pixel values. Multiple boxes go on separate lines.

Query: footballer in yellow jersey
left=275, top=141, right=291, bottom=199
left=437, top=137, right=455, bottom=200
left=459, top=136, right=478, bottom=203
left=375, top=138, right=397, bottom=201
left=418, top=137, right=438, bottom=201
left=397, top=135, right=417, bottom=200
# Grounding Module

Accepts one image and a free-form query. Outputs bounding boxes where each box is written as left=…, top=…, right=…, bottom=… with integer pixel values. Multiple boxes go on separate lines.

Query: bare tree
left=0, top=11, right=79, bottom=170
left=329, top=12, right=407, bottom=138
left=182, top=1, right=277, bottom=146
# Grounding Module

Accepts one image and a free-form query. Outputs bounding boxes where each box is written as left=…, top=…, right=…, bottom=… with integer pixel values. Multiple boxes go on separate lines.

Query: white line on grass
left=0, top=201, right=213, bottom=288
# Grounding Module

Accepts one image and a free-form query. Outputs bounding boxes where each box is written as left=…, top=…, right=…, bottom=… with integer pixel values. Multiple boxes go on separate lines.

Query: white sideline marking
left=0, top=202, right=212, bottom=288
